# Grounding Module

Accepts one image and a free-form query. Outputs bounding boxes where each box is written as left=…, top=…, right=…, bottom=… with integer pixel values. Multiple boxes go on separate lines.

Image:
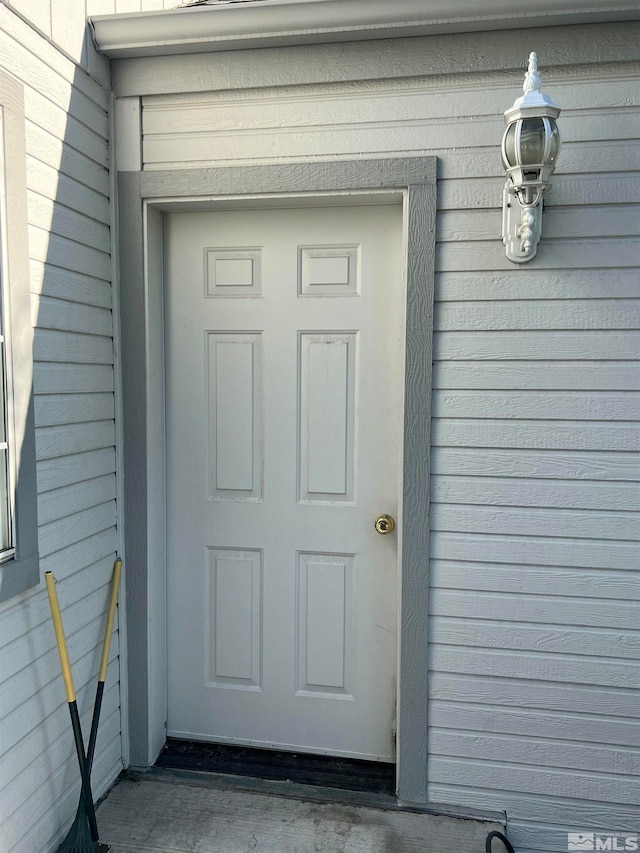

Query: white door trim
left=118, top=158, right=436, bottom=803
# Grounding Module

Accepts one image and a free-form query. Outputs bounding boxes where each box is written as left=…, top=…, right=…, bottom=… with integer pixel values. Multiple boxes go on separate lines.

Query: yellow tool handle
left=45, top=572, right=76, bottom=704
left=98, top=559, right=122, bottom=683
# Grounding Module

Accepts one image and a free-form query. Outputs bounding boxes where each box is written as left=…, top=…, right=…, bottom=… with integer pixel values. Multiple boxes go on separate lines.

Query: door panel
left=165, top=203, right=404, bottom=761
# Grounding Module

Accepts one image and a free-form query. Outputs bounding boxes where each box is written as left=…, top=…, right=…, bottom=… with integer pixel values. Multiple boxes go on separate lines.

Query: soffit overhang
left=90, top=0, right=640, bottom=59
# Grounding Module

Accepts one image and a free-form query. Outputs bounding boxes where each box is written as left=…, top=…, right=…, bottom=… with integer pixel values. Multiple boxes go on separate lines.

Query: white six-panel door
left=164, top=202, right=404, bottom=760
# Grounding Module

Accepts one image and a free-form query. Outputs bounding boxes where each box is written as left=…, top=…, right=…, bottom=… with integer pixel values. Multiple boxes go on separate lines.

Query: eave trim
left=90, top=0, right=640, bottom=59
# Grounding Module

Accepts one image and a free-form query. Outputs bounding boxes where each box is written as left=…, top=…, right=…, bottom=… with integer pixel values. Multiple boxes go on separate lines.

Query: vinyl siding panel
left=29, top=261, right=113, bottom=308
left=35, top=392, right=115, bottom=427
left=0, top=5, right=121, bottom=853
left=6, top=0, right=177, bottom=72
left=427, top=47, right=640, bottom=841
left=138, top=29, right=640, bottom=853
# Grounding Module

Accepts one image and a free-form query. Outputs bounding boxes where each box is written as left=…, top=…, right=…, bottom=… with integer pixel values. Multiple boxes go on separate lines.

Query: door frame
left=118, top=157, right=436, bottom=803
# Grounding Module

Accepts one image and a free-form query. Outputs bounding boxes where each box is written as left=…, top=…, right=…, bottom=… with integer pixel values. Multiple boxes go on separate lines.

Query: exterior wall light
left=502, top=52, right=561, bottom=263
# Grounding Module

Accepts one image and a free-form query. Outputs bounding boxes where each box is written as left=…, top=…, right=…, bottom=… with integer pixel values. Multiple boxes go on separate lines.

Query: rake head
left=56, top=800, right=110, bottom=853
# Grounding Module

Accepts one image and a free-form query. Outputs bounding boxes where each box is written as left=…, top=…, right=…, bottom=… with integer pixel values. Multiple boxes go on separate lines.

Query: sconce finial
left=523, top=51, right=541, bottom=95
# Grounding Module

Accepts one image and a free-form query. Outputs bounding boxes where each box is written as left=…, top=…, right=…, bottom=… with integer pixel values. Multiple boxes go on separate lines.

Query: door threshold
left=129, top=765, right=505, bottom=827
left=155, top=738, right=395, bottom=795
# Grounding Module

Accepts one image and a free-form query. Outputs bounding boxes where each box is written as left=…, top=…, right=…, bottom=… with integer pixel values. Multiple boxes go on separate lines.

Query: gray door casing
left=118, top=157, right=436, bottom=803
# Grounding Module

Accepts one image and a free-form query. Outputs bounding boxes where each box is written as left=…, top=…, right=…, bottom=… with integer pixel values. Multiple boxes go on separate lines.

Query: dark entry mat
left=155, top=739, right=395, bottom=794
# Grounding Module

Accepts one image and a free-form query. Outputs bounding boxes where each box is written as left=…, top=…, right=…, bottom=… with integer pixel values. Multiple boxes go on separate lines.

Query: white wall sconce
left=502, top=52, right=561, bottom=263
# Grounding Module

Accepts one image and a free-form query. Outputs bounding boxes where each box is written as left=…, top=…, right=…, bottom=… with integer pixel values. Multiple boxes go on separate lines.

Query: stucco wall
left=115, top=21, right=640, bottom=853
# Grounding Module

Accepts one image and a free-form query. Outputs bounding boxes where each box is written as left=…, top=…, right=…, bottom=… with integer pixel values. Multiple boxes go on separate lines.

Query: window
left=0, top=68, right=39, bottom=601
left=0, top=178, right=12, bottom=554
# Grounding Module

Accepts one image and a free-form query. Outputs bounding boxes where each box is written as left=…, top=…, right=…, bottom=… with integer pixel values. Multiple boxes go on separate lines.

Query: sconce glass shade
left=502, top=117, right=561, bottom=168
left=502, top=114, right=561, bottom=201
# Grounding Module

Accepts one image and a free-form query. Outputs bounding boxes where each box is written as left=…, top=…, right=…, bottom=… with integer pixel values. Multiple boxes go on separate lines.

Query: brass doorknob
left=375, top=514, right=396, bottom=534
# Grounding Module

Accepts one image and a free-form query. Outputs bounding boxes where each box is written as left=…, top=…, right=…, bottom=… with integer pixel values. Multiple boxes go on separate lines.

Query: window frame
left=0, top=68, right=39, bottom=602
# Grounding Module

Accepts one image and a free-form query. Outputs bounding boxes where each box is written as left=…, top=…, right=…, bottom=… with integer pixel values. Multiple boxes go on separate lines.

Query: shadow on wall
left=1, top=18, right=120, bottom=853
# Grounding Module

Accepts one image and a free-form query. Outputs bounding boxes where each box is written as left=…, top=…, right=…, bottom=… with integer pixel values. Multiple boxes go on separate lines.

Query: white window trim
left=0, top=68, right=39, bottom=602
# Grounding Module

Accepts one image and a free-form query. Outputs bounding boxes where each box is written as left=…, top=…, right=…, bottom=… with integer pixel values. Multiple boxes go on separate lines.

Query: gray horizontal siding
left=137, top=26, right=640, bottom=853
left=0, top=5, right=121, bottom=852
left=426, top=61, right=640, bottom=853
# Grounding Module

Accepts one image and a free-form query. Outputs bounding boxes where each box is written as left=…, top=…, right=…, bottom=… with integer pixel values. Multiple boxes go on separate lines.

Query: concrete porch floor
left=96, top=770, right=505, bottom=853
